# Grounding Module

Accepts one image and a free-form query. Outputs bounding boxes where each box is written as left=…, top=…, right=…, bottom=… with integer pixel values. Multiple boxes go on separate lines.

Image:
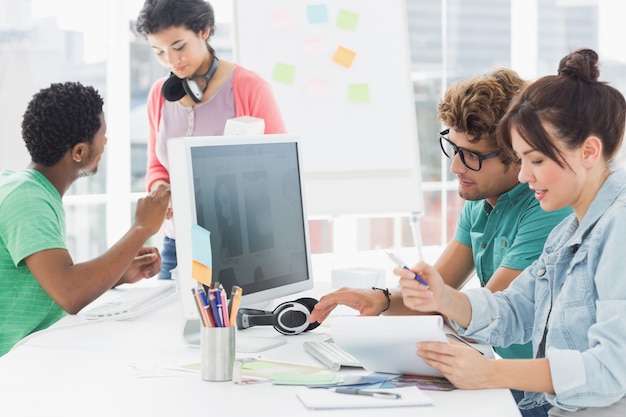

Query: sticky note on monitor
left=191, top=224, right=212, bottom=286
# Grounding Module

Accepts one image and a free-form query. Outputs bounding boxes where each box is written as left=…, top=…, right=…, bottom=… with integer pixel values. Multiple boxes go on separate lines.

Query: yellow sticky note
left=336, top=9, right=359, bottom=31
left=348, top=84, right=370, bottom=103
left=191, top=260, right=212, bottom=287
left=272, top=62, right=296, bottom=84
left=332, top=46, right=357, bottom=69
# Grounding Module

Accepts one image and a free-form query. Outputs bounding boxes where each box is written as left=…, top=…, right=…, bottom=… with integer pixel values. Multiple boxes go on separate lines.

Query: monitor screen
left=168, top=134, right=313, bottom=345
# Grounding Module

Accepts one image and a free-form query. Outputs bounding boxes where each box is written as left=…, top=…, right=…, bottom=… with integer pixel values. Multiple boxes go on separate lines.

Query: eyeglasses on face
left=439, top=129, right=499, bottom=172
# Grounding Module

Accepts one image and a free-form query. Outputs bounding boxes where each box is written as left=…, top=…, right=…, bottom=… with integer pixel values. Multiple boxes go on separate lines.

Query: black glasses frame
left=439, top=129, right=499, bottom=172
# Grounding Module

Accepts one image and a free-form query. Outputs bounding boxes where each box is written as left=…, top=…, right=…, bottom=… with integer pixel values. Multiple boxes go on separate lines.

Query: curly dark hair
left=135, top=0, right=216, bottom=38
left=438, top=68, right=527, bottom=165
left=21, top=81, right=104, bottom=167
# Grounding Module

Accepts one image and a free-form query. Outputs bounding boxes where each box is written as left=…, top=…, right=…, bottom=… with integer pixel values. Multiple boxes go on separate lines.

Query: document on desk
left=331, top=315, right=448, bottom=377
left=297, top=386, right=433, bottom=410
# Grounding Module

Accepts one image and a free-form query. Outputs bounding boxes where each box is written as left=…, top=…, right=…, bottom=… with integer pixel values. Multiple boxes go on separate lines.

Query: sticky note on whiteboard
left=272, top=9, right=293, bottom=28
left=348, top=84, right=370, bottom=103
left=191, top=224, right=212, bottom=286
left=336, top=9, right=359, bottom=31
left=307, top=4, right=329, bottom=24
left=332, top=46, right=357, bottom=69
left=272, top=62, right=296, bottom=84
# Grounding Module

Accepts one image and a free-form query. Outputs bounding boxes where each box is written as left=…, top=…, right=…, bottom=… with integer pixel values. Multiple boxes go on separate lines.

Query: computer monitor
left=168, top=134, right=314, bottom=349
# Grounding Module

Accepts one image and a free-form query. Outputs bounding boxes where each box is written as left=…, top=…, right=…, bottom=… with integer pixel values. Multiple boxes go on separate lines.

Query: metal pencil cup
left=200, top=326, right=235, bottom=381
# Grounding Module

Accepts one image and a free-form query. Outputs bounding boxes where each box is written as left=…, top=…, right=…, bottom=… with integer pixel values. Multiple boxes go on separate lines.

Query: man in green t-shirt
left=309, top=69, right=572, bottom=417
left=0, top=82, right=170, bottom=356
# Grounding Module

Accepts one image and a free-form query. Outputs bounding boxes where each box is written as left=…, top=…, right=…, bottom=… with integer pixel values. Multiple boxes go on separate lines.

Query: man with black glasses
left=309, top=68, right=572, bottom=417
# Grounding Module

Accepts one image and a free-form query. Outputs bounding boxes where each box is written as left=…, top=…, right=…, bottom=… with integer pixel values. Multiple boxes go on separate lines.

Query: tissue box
left=224, top=116, right=265, bottom=135
left=331, top=267, right=386, bottom=289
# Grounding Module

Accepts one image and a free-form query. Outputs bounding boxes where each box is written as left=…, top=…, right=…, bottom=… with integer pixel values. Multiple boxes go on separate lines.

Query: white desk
left=0, top=294, right=521, bottom=417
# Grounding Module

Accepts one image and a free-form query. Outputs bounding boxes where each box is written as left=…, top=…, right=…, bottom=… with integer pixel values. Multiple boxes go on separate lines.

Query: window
left=2, top=0, right=625, bottom=266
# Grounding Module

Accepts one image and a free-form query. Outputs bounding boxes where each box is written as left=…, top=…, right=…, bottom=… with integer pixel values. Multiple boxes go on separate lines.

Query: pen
left=209, top=289, right=224, bottom=327
left=335, top=387, right=401, bottom=400
left=446, top=333, right=485, bottom=355
left=192, top=288, right=211, bottom=327
left=228, top=285, right=242, bottom=327
left=196, top=287, right=216, bottom=327
left=385, top=250, right=429, bottom=287
left=217, top=284, right=230, bottom=327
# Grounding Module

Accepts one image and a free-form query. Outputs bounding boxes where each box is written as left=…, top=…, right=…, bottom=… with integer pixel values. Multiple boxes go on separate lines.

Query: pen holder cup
left=200, top=326, right=235, bottom=382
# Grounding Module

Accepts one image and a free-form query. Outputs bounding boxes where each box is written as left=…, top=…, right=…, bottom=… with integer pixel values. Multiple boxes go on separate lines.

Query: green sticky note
left=336, top=9, right=359, bottom=31
left=348, top=84, right=370, bottom=103
left=272, top=62, right=296, bottom=84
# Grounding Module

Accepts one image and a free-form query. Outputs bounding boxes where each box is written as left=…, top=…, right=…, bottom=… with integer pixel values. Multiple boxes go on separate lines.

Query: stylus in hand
left=446, top=333, right=485, bottom=355
left=385, top=250, right=429, bottom=287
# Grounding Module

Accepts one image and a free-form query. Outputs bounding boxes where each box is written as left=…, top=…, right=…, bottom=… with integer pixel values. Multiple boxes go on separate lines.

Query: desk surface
left=0, top=291, right=521, bottom=417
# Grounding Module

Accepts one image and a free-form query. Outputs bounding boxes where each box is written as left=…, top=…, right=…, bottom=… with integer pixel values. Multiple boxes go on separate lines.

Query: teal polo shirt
left=454, top=182, right=571, bottom=359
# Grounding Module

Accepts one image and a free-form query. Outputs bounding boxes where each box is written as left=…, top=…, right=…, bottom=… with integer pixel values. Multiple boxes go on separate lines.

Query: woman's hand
left=397, top=261, right=472, bottom=328
left=396, top=261, right=445, bottom=313
left=418, top=341, right=494, bottom=389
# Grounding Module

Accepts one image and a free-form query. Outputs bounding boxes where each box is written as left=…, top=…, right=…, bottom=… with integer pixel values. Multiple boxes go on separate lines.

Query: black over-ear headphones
left=236, top=297, right=321, bottom=335
left=161, top=56, right=219, bottom=103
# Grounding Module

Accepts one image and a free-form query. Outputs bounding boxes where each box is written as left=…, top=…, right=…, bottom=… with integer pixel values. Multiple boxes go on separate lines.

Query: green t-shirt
left=454, top=182, right=572, bottom=359
left=0, top=169, right=67, bottom=356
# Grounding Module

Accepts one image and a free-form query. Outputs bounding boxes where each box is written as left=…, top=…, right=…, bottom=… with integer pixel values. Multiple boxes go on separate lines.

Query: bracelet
left=372, top=287, right=391, bottom=313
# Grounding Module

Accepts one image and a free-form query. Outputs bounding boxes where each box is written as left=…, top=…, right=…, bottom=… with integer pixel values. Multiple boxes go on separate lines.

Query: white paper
left=331, top=315, right=448, bottom=377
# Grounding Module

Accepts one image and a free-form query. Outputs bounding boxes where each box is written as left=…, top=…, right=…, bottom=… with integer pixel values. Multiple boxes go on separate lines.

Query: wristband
left=372, top=287, right=391, bottom=313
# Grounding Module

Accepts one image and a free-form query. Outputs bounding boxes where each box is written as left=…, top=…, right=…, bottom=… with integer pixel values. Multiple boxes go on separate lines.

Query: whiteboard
left=232, top=0, right=423, bottom=217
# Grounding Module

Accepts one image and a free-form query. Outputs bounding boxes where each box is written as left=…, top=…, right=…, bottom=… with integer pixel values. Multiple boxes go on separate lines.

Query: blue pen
left=385, top=250, right=429, bottom=287
left=196, top=287, right=215, bottom=327
left=208, top=289, right=224, bottom=327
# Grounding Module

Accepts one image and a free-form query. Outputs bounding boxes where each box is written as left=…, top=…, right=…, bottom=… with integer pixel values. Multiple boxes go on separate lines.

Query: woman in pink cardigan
left=136, top=0, right=286, bottom=279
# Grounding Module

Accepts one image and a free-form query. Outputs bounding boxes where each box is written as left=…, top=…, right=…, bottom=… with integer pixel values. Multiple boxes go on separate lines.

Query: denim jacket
left=453, top=168, right=626, bottom=412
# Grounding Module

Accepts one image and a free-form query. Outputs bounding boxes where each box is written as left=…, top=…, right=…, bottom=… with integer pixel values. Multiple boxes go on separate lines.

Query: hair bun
left=557, top=48, right=600, bottom=82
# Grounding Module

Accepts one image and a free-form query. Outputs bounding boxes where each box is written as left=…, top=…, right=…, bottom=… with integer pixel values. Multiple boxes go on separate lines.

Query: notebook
left=296, top=387, right=433, bottom=410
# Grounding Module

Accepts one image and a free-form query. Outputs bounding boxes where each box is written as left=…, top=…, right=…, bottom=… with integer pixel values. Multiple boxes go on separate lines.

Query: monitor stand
left=181, top=318, right=287, bottom=352
left=182, top=318, right=202, bottom=348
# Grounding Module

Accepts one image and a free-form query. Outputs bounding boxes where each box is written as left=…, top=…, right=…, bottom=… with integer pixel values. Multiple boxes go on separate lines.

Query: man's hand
left=114, top=246, right=162, bottom=287
left=308, top=287, right=389, bottom=324
left=134, top=183, right=171, bottom=236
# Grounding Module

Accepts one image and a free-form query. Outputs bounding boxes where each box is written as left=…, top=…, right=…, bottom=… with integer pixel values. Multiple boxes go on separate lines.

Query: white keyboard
left=81, top=281, right=177, bottom=320
left=303, top=339, right=363, bottom=372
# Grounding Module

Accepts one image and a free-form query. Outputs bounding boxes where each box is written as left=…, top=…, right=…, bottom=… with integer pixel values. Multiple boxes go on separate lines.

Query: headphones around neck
left=236, top=297, right=321, bottom=335
left=161, top=56, right=219, bottom=103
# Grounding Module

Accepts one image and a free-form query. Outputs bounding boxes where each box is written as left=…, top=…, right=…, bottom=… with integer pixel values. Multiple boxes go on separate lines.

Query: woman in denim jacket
left=396, top=48, right=626, bottom=416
